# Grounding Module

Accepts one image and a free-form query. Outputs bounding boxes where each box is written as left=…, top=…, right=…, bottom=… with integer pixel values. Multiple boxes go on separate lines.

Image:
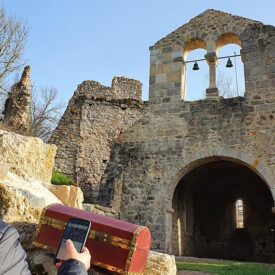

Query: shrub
left=51, top=172, right=76, bottom=186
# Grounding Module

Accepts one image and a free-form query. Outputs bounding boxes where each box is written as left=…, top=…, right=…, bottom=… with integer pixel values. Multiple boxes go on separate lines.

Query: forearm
left=57, top=259, right=88, bottom=275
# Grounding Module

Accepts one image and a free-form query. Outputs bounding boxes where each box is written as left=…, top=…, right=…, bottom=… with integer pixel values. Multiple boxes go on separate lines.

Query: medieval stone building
left=52, top=10, right=275, bottom=262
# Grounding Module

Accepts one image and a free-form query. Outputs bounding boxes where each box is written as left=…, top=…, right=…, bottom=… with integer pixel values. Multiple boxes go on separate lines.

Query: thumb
left=66, top=239, right=77, bottom=253
left=81, top=247, right=90, bottom=255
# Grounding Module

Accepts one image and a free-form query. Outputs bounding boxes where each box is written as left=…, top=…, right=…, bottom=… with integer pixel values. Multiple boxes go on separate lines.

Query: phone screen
left=56, top=218, right=91, bottom=260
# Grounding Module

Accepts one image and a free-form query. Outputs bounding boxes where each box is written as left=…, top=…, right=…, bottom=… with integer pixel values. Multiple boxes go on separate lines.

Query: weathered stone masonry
left=3, top=65, right=32, bottom=132
left=50, top=77, right=145, bottom=199
left=97, top=10, right=275, bottom=262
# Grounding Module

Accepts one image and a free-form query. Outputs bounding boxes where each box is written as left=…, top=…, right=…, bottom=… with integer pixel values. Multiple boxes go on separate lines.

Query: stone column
left=165, top=208, right=174, bottom=253
left=205, top=52, right=219, bottom=100
left=173, top=56, right=186, bottom=100
left=149, top=45, right=183, bottom=105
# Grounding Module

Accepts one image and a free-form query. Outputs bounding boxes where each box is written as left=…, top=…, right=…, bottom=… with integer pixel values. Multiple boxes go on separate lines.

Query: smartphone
left=56, top=217, right=91, bottom=260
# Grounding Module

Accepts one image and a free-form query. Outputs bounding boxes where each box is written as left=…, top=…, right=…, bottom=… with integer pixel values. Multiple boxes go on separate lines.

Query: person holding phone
left=57, top=238, right=91, bottom=275
left=56, top=217, right=92, bottom=274
left=0, top=219, right=91, bottom=275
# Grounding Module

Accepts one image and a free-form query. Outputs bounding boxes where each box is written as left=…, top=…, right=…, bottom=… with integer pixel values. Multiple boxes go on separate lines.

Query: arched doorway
left=171, top=160, right=275, bottom=262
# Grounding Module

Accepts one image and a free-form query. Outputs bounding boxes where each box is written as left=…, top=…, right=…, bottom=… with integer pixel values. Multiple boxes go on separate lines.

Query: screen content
left=57, top=222, right=89, bottom=260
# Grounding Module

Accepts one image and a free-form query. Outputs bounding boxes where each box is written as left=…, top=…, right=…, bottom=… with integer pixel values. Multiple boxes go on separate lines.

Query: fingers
left=66, top=239, right=77, bottom=254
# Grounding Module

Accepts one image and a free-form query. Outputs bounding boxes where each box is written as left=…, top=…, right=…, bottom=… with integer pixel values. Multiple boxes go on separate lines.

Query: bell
left=192, top=61, right=199, bottom=70
left=226, top=58, right=233, bottom=68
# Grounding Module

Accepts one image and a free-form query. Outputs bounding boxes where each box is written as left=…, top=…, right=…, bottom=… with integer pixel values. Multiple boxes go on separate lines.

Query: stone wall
left=97, top=10, right=275, bottom=262
left=50, top=77, right=145, bottom=199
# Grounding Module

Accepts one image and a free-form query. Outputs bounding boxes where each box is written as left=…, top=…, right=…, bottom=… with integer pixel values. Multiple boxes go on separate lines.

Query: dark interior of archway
left=172, top=160, right=275, bottom=262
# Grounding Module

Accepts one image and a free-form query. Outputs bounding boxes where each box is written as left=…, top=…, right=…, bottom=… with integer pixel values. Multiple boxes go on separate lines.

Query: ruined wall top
left=74, top=76, right=142, bottom=102
left=2, top=65, right=32, bottom=132
left=20, top=65, right=31, bottom=88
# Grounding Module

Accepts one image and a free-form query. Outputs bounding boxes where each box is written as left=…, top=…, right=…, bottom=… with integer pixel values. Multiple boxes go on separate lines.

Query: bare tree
left=32, top=87, right=65, bottom=141
left=216, top=71, right=238, bottom=98
left=204, top=71, right=239, bottom=98
left=0, top=6, right=28, bottom=95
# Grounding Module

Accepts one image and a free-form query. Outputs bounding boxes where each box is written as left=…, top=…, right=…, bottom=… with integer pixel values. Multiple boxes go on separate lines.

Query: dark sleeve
left=58, top=259, right=88, bottom=275
left=0, top=220, right=31, bottom=275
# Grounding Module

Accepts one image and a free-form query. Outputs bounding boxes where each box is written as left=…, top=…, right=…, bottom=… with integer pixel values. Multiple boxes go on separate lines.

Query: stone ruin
left=2, top=65, right=32, bottom=132
left=49, top=77, right=145, bottom=199
left=0, top=7, right=273, bottom=275
left=51, top=9, right=275, bottom=263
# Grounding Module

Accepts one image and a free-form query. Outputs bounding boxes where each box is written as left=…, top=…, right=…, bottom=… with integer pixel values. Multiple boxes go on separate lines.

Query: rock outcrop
left=0, top=129, right=61, bottom=218
left=0, top=129, right=56, bottom=184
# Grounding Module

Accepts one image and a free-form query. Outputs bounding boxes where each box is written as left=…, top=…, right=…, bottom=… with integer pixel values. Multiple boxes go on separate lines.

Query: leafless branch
left=31, top=86, right=65, bottom=141
left=0, top=6, right=28, bottom=97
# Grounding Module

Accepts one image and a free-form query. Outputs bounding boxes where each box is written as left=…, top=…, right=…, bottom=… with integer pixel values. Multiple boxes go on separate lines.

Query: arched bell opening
left=215, top=33, right=245, bottom=98
left=183, top=39, right=208, bottom=101
left=171, top=160, right=275, bottom=262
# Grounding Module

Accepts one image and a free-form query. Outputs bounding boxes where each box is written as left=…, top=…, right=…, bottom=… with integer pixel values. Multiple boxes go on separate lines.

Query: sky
left=3, top=0, right=275, bottom=104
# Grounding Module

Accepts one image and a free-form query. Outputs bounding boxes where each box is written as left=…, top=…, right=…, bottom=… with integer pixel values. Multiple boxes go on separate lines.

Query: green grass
left=177, top=261, right=275, bottom=274
left=51, top=172, right=76, bottom=186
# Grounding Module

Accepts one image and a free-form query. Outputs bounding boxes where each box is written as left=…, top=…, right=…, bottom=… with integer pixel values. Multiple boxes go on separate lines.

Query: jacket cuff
left=58, top=259, right=88, bottom=275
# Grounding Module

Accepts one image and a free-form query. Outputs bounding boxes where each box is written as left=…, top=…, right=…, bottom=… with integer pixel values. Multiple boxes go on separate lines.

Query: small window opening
left=236, top=199, right=244, bottom=228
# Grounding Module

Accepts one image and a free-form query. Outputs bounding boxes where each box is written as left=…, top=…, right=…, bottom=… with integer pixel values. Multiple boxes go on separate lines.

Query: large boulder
left=0, top=183, right=42, bottom=251
left=144, top=250, right=177, bottom=275
left=49, top=185, right=84, bottom=209
left=0, top=130, right=63, bottom=254
left=0, top=130, right=62, bottom=211
left=0, top=183, right=41, bottom=223
left=0, top=129, right=56, bottom=184
left=1, top=174, right=62, bottom=210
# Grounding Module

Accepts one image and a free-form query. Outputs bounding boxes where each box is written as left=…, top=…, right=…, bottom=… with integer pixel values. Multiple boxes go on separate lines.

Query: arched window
left=236, top=199, right=244, bottom=228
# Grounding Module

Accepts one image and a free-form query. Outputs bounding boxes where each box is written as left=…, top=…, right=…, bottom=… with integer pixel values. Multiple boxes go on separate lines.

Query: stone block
left=167, top=71, right=181, bottom=82
left=156, top=73, right=167, bottom=83
left=144, top=250, right=177, bottom=275
left=49, top=185, right=84, bottom=209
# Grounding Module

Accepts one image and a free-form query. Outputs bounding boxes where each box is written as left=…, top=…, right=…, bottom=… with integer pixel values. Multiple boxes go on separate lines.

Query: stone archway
left=165, top=149, right=275, bottom=262
left=168, top=149, right=275, bottom=202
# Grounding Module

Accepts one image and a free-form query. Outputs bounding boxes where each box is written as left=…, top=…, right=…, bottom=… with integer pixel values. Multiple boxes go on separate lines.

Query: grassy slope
left=177, top=261, right=275, bottom=274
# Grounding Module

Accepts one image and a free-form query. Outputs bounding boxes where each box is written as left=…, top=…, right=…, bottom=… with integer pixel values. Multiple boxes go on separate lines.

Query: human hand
left=60, top=239, right=91, bottom=270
